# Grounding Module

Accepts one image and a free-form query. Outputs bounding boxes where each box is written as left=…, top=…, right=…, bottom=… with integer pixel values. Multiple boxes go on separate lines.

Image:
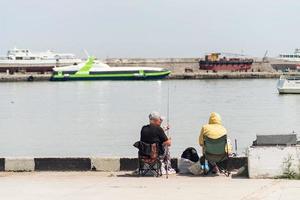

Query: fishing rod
left=165, top=80, right=170, bottom=179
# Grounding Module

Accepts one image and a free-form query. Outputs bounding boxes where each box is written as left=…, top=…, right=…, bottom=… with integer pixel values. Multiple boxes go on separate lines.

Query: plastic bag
left=188, top=161, right=203, bottom=175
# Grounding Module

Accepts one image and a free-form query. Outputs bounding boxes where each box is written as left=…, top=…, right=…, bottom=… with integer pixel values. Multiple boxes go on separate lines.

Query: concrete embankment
left=106, top=58, right=200, bottom=74
left=2, top=148, right=300, bottom=179
left=0, top=74, right=51, bottom=82
left=1, top=57, right=299, bottom=82
left=0, top=157, right=246, bottom=172
left=1, top=72, right=299, bottom=82
left=106, top=58, right=278, bottom=73
left=169, top=72, right=285, bottom=79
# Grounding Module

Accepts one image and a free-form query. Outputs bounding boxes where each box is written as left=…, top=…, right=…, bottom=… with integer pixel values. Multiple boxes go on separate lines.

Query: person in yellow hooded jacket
left=199, top=112, right=232, bottom=154
left=199, top=112, right=232, bottom=174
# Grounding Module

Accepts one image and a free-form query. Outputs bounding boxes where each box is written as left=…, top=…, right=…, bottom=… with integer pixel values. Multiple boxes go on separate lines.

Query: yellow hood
left=199, top=112, right=227, bottom=147
left=208, top=112, right=222, bottom=125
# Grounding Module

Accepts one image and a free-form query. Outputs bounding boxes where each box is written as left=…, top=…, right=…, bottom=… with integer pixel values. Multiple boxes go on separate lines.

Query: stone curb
left=0, top=157, right=246, bottom=172
left=5, top=158, right=35, bottom=172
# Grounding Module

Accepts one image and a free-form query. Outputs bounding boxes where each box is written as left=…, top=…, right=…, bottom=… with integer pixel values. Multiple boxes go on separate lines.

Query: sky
left=0, top=0, right=300, bottom=58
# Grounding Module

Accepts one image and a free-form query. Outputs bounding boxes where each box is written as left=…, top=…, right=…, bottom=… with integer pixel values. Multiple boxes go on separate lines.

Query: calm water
left=0, top=79, right=300, bottom=157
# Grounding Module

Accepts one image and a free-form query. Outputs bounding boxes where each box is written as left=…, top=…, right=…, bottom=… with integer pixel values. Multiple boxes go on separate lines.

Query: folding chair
left=133, top=141, right=162, bottom=177
left=203, top=135, right=230, bottom=176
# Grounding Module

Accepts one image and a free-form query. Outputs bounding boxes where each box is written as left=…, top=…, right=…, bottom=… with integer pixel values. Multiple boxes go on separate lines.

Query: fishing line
left=165, top=80, right=170, bottom=179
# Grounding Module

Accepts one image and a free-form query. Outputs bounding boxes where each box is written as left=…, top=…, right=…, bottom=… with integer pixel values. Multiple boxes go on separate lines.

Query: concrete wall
left=0, top=157, right=246, bottom=172
left=91, top=158, right=120, bottom=171
left=5, top=158, right=35, bottom=172
left=0, top=74, right=51, bottom=82
left=105, top=58, right=276, bottom=73
left=105, top=58, right=200, bottom=74
left=248, top=146, right=300, bottom=178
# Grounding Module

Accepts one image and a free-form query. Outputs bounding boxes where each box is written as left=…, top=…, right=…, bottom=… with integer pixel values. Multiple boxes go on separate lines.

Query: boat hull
left=51, top=71, right=171, bottom=81
left=199, top=60, right=253, bottom=71
left=277, top=76, right=300, bottom=94
left=278, top=88, right=300, bottom=94
left=0, top=60, right=82, bottom=73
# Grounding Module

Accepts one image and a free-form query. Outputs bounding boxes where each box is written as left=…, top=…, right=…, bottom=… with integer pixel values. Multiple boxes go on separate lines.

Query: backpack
left=181, top=147, right=199, bottom=162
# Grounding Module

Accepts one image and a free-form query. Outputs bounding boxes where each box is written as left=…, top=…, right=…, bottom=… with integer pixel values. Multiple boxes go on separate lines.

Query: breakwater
left=0, top=157, right=246, bottom=172
left=1, top=72, right=299, bottom=82
left=1, top=57, right=299, bottom=82
left=105, top=58, right=275, bottom=73
left=169, top=72, right=300, bottom=79
left=0, top=74, right=51, bottom=82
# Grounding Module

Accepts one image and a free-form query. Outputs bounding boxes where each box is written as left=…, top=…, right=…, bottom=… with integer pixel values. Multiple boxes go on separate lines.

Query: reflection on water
left=0, top=79, right=299, bottom=157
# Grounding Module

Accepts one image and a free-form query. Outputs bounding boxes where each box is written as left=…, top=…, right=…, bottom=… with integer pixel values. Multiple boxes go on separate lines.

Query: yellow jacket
left=199, top=112, right=232, bottom=154
left=199, top=112, right=227, bottom=146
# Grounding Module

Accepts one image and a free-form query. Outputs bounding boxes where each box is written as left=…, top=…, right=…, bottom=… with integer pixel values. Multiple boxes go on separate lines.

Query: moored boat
left=0, top=48, right=81, bottom=73
left=51, top=57, right=171, bottom=81
left=199, top=53, right=253, bottom=72
left=277, top=75, right=300, bottom=94
left=271, top=49, right=300, bottom=72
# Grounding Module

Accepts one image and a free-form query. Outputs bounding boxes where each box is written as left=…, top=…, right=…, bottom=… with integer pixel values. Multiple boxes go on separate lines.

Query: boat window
left=62, top=71, right=77, bottom=75
left=144, top=70, right=162, bottom=73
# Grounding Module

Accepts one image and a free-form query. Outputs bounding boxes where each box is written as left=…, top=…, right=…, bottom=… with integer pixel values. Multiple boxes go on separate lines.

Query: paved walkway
left=0, top=172, right=299, bottom=200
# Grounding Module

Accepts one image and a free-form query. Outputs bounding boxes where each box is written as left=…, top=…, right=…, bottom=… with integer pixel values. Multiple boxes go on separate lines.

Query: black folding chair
left=203, top=135, right=230, bottom=176
left=133, top=141, right=162, bottom=177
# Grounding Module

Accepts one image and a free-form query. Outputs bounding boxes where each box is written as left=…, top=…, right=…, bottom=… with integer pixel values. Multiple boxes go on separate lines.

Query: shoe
left=212, top=166, right=220, bottom=174
left=161, top=167, right=176, bottom=175
left=168, top=168, right=176, bottom=174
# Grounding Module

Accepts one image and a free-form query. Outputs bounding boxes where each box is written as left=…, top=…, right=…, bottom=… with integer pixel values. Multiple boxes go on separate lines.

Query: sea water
left=0, top=79, right=299, bottom=157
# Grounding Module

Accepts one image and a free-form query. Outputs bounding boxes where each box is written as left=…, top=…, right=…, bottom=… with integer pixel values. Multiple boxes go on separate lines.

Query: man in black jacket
left=140, top=111, right=171, bottom=148
left=140, top=111, right=174, bottom=174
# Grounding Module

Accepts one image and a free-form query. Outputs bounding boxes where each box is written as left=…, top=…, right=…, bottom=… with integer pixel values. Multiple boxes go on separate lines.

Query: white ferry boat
left=271, top=49, right=300, bottom=71
left=0, top=48, right=82, bottom=73
left=51, top=57, right=171, bottom=81
left=277, top=75, right=300, bottom=94
left=277, top=49, right=300, bottom=62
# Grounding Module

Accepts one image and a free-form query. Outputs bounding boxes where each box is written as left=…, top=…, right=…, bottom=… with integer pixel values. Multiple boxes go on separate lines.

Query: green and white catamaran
left=51, top=57, right=171, bottom=81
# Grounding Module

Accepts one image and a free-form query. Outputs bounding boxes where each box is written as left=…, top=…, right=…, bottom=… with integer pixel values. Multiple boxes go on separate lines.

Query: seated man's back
left=140, top=124, right=168, bottom=145
left=138, top=111, right=175, bottom=174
